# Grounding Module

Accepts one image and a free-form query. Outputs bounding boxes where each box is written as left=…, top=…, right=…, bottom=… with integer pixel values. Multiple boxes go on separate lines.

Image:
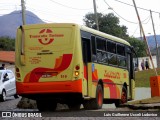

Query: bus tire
left=36, top=100, right=57, bottom=111
left=115, top=86, right=127, bottom=107
left=83, top=84, right=103, bottom=110
left=48, top=102, right=57, bottom=111
left=68, top=103, right=81, bottom=110
left=36, top=100, right=46, bottom=111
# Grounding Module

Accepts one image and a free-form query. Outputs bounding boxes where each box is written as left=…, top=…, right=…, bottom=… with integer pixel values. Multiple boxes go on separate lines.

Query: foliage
left=126, top=37, right=147, bottom=57
left=83, top=12, right=147, bottom=57
left=135, top=68, right=160, bottom=87
left=83, top=12, right=129, bottom=39
left=0, top=36, right=15, bottom=51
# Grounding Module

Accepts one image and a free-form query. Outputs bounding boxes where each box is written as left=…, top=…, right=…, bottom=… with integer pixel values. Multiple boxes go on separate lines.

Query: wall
left=138, top=56, right=157, bottom=71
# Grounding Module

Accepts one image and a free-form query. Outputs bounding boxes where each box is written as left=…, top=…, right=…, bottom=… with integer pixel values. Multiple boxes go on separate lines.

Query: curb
left=120, top=103, right=160, bottom=110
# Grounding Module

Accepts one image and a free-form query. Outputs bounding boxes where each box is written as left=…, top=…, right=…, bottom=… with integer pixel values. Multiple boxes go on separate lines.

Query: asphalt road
left=0, top=87, right=159, bottom=120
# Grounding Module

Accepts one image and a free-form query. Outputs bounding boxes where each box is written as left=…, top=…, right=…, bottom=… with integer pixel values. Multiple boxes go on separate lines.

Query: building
left=0, top=51, right=15, bottom=72
left=138, top=56, right=157, bottom=71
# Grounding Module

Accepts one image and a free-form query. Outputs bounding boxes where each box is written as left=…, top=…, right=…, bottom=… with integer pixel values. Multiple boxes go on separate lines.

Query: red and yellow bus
left=15, top=23, right=137, bottom=111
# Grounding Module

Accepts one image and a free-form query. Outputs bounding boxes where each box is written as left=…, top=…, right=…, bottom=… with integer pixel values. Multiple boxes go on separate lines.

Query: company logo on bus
left=29, top=29, right=64, bottom=45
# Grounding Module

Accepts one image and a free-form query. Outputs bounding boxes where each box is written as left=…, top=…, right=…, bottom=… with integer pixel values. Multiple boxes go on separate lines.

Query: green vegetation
left=127, top=37, right=147, bottom=57
left=0, top=36, right=15, bottom=51
left=84, top=13, right=128, bottom=39
left=135, top=69, right=160, bottom=87
left=83, top=12, right=146, bottom=57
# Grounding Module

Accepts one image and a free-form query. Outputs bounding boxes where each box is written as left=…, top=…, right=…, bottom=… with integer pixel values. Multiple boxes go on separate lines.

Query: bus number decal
left=61, top=75, right=67, bottom=78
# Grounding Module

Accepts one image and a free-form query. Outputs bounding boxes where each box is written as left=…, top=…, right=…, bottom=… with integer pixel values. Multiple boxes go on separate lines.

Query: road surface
left=1, top=88, right=158, bottom=119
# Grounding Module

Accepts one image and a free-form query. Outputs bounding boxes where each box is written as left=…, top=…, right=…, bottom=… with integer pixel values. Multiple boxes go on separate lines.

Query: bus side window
left=117, top=44, right=127, bottom=68
left=107, top=41, right=116, bottom=53
left=96, top=37, right=107, bottom=64
left=107, top=41, right=117, bottom=65
left=96, top=37, right=106, bottom=51
left=117, top=44, right=125, bottom=56
left=82, top=38, right=91, bottom=64
left=91, top=36, right=97, bottom=62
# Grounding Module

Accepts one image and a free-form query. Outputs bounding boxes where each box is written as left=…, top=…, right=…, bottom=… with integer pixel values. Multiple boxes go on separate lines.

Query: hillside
left=0, top=10, right=45, bottom=38
left=139, top=35, right=160, bottom=49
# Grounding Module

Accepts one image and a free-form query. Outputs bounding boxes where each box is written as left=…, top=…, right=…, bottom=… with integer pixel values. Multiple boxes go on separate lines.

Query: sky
left=0, top=0, right=160, bottom=38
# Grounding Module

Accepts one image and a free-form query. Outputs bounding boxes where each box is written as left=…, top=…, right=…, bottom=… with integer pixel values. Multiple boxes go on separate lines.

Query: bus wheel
left=68, top=103, right=81, bottom=110
left=115, top=86, right=127, bottom=107
left=36, top=100, right=46, bottom=111
left=48, top=102, right=57, bottom=111
left=83, top=84, right=103, bottom=110
left=36, top=100, right=57, bottom=111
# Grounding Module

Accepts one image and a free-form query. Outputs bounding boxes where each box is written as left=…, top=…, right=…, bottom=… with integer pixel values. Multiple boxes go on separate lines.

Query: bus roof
left=80, top=25, right=131, bottom=46
left=19, top=23, right=130, bottom=46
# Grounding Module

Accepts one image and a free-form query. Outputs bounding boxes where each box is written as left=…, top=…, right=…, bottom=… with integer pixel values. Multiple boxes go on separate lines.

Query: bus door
left=82, top=38, right=91, bottom=96
left=126, top=47, right=134, bottom=99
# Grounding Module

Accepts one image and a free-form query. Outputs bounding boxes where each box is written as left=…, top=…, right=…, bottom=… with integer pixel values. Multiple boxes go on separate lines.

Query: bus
left=15, top=23, right=138, bottom=111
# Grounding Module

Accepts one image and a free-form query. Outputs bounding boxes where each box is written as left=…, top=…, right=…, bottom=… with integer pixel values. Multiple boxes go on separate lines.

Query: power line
left=141, top=15, right=151, bottom=24
left=26, top=6, right=84, bottom=16
left=131, top=25, right=139, bottom=37
left=114, top=0, right=160, bottom=14
left=103, top=0, right=138, bottom=24
left=25, top=7, right=83, bottom=23
left=49, top=0, right=93, bottom=10
left=103, top=0, right=151, bottom=25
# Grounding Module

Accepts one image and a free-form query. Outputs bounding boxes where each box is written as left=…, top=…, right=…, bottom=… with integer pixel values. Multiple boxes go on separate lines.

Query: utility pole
left=139, top=23, right=143, bottom=40
left=150, top=10, right=159, bottom=68
left=132, top=0, right=157, bottom=76
left=21, top=0, right=26, bottom=25
left=93, top=0, right=99, bottom=30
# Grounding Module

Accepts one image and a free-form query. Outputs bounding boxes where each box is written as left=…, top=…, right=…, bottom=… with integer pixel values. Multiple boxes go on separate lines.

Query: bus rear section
left=15, top=24, right=83, bottom=110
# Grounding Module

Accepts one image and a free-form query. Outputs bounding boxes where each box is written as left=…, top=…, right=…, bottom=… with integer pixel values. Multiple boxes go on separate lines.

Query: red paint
left=17, top=79, right=82, bottom=94
left=39, top=29, right=45, bottom=33
left=84, top=65, right=87, bottom=80
left=46, top=29, right=52, bottom=33
left=38, top=38, right=54, bottom=45
left=103, top=79, right=117, bottom=99
left=92, top=69, right=98, bottom=81
left=24, top=54, right=72, bottom=83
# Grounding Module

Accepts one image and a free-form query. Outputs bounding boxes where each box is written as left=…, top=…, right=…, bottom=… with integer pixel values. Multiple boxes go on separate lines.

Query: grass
left=135, top=68, right=160, bottom=87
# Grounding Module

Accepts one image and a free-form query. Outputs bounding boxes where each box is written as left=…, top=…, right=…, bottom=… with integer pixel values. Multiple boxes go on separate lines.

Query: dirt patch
left=17, top=97, right=37, bottom=109
left=17, top=97, right=69, bottom=110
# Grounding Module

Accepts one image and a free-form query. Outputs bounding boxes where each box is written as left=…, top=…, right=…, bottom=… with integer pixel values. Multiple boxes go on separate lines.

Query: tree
left=0, top=36, right=15, bottom=51
left=126, top=37, right=147, bottom=57
left=83, top=12, right=147, bottom=57
left=83, top=13, right=129, bottom=39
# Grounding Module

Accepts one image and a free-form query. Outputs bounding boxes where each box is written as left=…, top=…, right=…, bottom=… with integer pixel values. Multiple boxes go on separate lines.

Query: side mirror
left=3, top=79, right=6, bottom=82
left=3, top=78, right=9, bottom=82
